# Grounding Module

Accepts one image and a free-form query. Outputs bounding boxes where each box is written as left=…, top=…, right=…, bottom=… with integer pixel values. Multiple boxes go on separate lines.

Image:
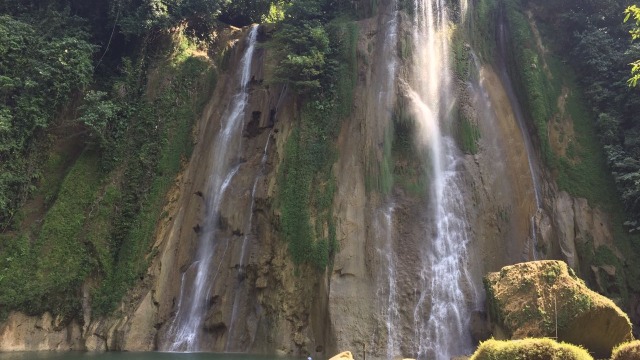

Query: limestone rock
left=484, top=260, right=633, bottom=358
left=0, top=312, right=83, bottom=351
left=553, top=192, right=578, bottom=269
left=534, top=209, right=552, bottom=255
left=469, top=310, right=491, bottom=343
left=329, top=351, right=354, bottom=360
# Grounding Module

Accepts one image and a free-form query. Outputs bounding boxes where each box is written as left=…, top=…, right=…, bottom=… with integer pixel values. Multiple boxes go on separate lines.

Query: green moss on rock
left=470, top=338, right=593, bottom=360
left=611, top=340, right=640, bottom=360
left=484, top=261, right=633, bottom=358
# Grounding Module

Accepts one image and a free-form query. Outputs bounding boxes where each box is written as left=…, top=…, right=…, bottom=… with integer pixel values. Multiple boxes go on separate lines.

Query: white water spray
left=367, top=2, right=402, bottom=357
left=163, top=25, right=259, bottom=352
left=408, top=1, right=476, bottom=358
left=375, top=205, right=400, bottom=360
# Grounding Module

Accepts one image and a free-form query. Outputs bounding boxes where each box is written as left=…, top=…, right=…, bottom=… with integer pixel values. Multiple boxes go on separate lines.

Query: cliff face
left=0, top=0, right=636, bottom=355
left=0, top=26, right=328, bottom=355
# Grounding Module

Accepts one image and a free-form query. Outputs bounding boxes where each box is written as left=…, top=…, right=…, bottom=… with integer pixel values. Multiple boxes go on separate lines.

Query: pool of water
left=0, top=353, right=298, bottom=360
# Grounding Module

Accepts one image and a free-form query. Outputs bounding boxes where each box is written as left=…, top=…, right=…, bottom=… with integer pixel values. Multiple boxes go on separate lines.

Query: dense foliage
left=0, top=0, right=359, bottom=317
left=0, top=11, right=94, bottom=227
left=0, top=0, right=276, bottom=318
left=273, top=0, right=358, bottom=269
left=523, top=0, right=640, bottom=225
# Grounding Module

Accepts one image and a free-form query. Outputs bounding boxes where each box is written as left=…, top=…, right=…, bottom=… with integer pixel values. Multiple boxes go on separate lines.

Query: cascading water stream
left=367, top=1, right=401, bottom=359
left=495, top=7, right=542, bottom=260
left=224, top=128, right=273, bottom=351
left=407, top=0, right=476, bottom=358
left=224, top=82, right=286, bottom=352
left=163, top=25, right=259, bottom=352
left=375, top=205, right=400, bottom=360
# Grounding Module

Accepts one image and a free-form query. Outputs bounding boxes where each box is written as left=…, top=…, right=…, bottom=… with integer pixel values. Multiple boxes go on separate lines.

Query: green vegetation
left=0, top=0, right=232, bottom=318
left=388, top=100, right=429, bottom=195
left=502, top=0, right=553, bottom=164
left=0, top=152, right=101, bottom=317
left=471, top=338, right=593, bottom=360
left=611, top=340, right=640, bottom=360
left=457, top=115, right=481, bottom=155
left=502, top=0, right=640, bottom=306
left=485, top=262, right=598, bottom=338
left=91, top=51, right=214, bottom=315
left=625, top=5, right=640, bottom=87
left=0, top=12, right=94, bottom=228
left=452, top=29, right=471, bottom=81
left=470, top=0, right=498, bottom=62
left=509, top=0, right=640, bottom=225
left=274, top=0, right=358, bottom=269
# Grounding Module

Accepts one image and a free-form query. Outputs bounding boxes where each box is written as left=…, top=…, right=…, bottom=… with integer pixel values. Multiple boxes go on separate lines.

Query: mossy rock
left=612, top=340, right=640, bottom=360
left=484, top=260, right=633, bottom=358
left=470, top=338, right=593, bottom=360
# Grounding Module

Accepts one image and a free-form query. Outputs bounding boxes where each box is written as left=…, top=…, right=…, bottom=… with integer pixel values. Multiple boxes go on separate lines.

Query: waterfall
left=375, top=205, right=400, bottom=360
left=368, top=1, right=401, bottom=358
left=163, top=25, right=259, bottom=352
left=225, top=128, right=273, bottom=352
left=408, top=1, right=476, bottom=359
left=495, top=7, right=542, bottom=260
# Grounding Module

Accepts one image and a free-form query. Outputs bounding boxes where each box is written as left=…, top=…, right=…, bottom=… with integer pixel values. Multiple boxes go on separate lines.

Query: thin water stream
left=367, top=1, right=400, bottom=358
left=495, top=8, right=543, bottom=260
left=163, top=25, right=259, bottom=352
left=225, top=128, right=273, bottom=352
left=375, top=204, right=399, bottom=360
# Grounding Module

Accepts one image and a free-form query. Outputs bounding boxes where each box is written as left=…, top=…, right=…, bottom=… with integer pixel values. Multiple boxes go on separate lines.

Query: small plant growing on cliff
left=543, top=264, right=562, bottom=284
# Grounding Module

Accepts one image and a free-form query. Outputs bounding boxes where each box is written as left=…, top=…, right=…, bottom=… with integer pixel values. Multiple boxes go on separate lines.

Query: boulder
left=484, top=261, right=633, bottom=358
left=470, top=338, right=593, bottom=360
left=611, top=340, right=640, bottom=360
left=329, top=351, right=354, bottom=360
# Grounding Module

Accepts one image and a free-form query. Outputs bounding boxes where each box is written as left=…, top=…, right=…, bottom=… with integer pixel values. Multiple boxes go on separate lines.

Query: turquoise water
left=0, top=353, right=295, bottom=360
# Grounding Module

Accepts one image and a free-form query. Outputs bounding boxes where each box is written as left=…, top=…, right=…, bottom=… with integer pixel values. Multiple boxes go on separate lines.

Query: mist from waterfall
left=407, top=0, right=476, bottom=358
left=162, top=25, right=259, bottom=352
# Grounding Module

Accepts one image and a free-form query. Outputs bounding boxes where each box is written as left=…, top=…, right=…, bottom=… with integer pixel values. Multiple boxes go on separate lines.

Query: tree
left=625, top=5, right=640, bottom=86
left=0, top=14, right=94, bottom=226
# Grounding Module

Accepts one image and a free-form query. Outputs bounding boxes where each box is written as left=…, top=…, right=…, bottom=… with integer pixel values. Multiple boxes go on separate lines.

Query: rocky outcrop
left=485, top=261, right=633, bottom=358
left=535, top=190, right=626, bottom=296
left=329, top=351, right=354, bottom=360
left=0, top=312, right=83, bottom=351
left=553, top=192, right=578, bottom=269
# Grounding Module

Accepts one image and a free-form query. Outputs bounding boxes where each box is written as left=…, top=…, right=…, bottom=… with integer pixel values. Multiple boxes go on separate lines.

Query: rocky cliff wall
left=1, top=1, right=636, bottom=354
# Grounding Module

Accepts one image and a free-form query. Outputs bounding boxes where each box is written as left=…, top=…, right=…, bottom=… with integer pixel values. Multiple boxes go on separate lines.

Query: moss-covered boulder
left=612, top=340, right=640, bottom=360
left=484, top=261, right=633, bottom=358
left=470, top=338, right=593, bottom=360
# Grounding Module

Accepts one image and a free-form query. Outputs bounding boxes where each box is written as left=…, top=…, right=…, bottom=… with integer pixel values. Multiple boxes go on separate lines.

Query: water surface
left=0, top=353, right=292, bottom=360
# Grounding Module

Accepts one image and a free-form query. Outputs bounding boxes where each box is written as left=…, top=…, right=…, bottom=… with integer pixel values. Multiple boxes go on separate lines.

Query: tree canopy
left=625, top=5, right=640, bottom=86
